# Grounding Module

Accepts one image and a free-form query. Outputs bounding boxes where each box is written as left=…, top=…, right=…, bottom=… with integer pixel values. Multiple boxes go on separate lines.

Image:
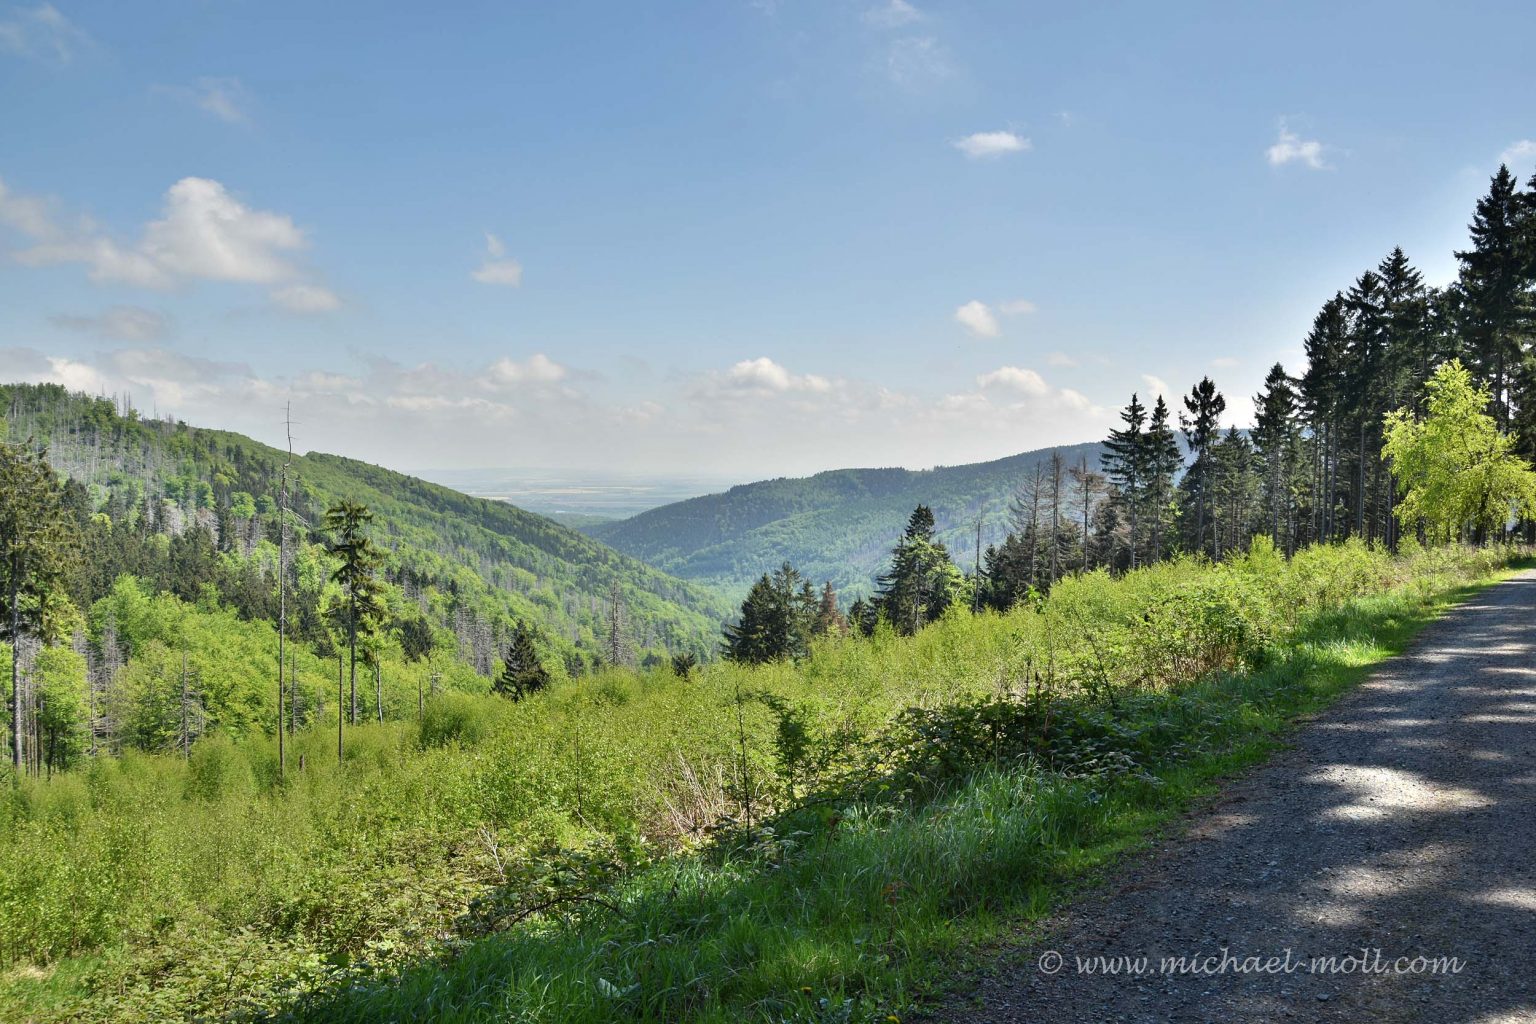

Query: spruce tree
left=1455, top=165, right=1531, bottom=427
left=874, top=505, right=966, bottom=634
left=494, top=620, right=550, bottom=700
left=1179, top=377, right=1226, bottom=556
left=1209, top=427, right=1258, bottom=557
left=722, top=562, right=817, bottom=662
left=979, top=533, right=1034, bottom=611
left=1299, top=294, right=1349, bottom=541
left=1100, top=394, right=1148, bottom=568
left=1344, top=270, right=1388, bottom=539
left=323, top=500, right=383, bottom=732
left=1252, top=363, right=1301, bottom=551
left=0, top=441, right=76, bottom=772
left=1144, top=396, right=1182, bottom=562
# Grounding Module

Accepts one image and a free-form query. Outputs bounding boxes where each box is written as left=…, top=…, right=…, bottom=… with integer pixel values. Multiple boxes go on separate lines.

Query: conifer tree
left=722, top=562, right=817, bottom=662
left=1300, top=294, right=1350, bottom=541
left=1455, top=166, right=1531, bottom=427
left=0, top=441, right=76, bottom=772
left=1344, top=270, right=1389, bottom=539
left=846, top=597, right=878, bottom=637
left=978, top=532, right=1034, bottom=611
left=1253, top=363, right=1301, bottom=550
left=1144, top=396, right=1182, bottom=562
left=603, top=582, right=633, bottom=668
left=874, top=506, right=966, bottom=634
left=1100, top=394, right=1148, bottom=567
left=1209, top=427, right=1258, bottom=557
left=493, top=620, right=550, bottom=701
left=1179, top=377, right=1226, bottom=556
left=323, top=500, right=383, bottom=733
left=812, top=581, right=847, bottom=637
left=398, top=614, right=436, bottom=719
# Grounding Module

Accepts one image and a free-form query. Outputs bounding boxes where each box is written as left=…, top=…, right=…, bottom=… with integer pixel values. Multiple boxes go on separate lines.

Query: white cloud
left=1141, top=374, right=1170, bottom=399
left=885, top=36, right=953, bottom=89
left=1266, top=121, right=1328, bottom=169
left=0, top=3, right=87, bottom=63
left=472, top=232, right=523, bottom=287
left=1045, top=351, right=1077, bottom=368
left=486, top=353, right=567, bottom=387
left=977, top=366, right=1048, bottom=396
left=952, top=130, right=1030, bottom=159
left=954, top=300, right=1000, bottom=338
left=142, top=178, right=305, bottom=282
left=50, top=305, right=170, bottom=341
left=1211, top=356, right=1239, bottom=369
left=1058, top=387, right=1092, bottom=411
left=0, top=176, right=335, bottom=308
left=998, top=298, right=1037, bottom=315
left=1500, top=140, right=1536, bottom=170
left=3, top=345, right=1116, bottom=477
left=719, top=356, right=830, bottom=394
left=862, top=0, right=921, bottom=28
left=271, top=284, right=341, bottom=313
left=10, top=177, right=305, bottom=285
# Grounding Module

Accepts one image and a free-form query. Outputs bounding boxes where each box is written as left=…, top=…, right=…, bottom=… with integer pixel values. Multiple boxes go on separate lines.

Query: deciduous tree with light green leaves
left=1382, top=359, right=1536, bottom=543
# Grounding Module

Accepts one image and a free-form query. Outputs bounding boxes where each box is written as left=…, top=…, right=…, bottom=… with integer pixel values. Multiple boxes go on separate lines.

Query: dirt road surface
left=940, top=572, right=1536, bottom=1023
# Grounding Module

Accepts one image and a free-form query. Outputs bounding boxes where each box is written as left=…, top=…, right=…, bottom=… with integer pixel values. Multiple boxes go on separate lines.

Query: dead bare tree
left=1068, top=457, right=1107, bottom=573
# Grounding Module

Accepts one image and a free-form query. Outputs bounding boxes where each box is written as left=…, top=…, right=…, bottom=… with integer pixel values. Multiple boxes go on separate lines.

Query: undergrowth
left=0, top=540, right=1519, bottom=1022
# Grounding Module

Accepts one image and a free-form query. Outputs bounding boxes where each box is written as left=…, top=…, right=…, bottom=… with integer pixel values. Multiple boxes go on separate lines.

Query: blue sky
left=2, top=0, right=1533, bottom=478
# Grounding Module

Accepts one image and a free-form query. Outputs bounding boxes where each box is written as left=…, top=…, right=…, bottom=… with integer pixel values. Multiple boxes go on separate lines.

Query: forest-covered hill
left=1, top=383, right=732, bottom=665
left=583, top=442, right=1104, bottom=596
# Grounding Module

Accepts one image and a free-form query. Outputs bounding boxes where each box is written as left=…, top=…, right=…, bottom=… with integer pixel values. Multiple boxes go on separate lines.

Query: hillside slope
left=2, top=383, right=731, bottom=659
left=584, top=442, right=1104, bottom=596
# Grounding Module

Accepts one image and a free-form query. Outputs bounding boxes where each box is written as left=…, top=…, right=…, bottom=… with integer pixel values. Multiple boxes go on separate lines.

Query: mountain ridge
left=2, top=382, right=733, bottom=662
left=582, top=441, right=1106, bottom=596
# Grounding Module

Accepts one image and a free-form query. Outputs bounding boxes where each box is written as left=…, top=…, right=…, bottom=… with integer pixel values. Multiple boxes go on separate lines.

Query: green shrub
left=0, top=541, right=1518, bottom=1023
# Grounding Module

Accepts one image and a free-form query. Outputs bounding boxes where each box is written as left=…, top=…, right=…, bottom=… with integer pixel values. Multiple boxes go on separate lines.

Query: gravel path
left=939, top=571, right=1536, bottom=1024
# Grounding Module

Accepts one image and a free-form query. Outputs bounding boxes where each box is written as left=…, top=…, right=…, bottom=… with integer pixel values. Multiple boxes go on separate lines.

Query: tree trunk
left=180, top=650, right=190, bottom=760
left=277, top=498, right=285, bottom=778
left=1356, top=419, right=1367, bottom=538
left=10, top=568, right=20, bottom=773
left=348, top=609, right=357, bottom=726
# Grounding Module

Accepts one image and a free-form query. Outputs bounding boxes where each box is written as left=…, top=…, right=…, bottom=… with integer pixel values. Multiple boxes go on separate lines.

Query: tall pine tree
left=1179, top=377, right=1226, bottom=557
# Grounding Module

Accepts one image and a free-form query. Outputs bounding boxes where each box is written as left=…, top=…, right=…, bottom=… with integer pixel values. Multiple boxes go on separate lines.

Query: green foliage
left=1, top=383, right=731, bottom=667
left=873, top=505, right=968, bottom=634
left=0, top=541, right=1512, bottom=1023
left=1383, top=359, right=1536, bottom=541
left=722, top=563, right=819, bottom=664
left=493, top=620, right=551, bottom=700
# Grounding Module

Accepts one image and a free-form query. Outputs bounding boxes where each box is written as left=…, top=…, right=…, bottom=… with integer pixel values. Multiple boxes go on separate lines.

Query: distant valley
left=417, top=467, right=740, bottom=523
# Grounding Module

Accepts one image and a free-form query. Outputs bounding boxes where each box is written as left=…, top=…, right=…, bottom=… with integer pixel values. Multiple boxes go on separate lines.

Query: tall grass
left=0, top=540, right=1517, bottom=1022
